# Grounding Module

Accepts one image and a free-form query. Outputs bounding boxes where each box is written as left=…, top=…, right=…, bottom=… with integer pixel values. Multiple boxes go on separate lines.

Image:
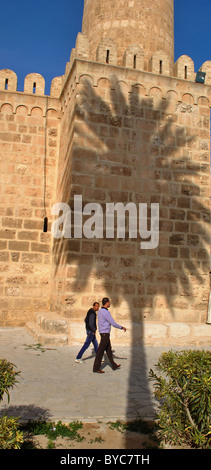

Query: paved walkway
left=0, top=327, right=210, bottom=424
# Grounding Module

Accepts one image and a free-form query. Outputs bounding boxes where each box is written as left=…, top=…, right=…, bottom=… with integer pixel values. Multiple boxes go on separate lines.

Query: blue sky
left=0, top=0, right=210, bottom=95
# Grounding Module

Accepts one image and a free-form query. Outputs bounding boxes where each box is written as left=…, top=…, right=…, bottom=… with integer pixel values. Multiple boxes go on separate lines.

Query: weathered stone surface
left=26, top=320, right=68, bottom=346
left=167, top=322, right=191, bottom=338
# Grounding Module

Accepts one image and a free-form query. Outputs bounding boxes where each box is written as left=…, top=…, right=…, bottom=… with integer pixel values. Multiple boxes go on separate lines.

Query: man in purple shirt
left=93, top=297, right=126, bottom=374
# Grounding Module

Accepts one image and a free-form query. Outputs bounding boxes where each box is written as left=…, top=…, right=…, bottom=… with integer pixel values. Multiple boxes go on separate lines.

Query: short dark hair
left=102, top=297, right=109, bottom=306
left=93, top=302, right=100, bottom=306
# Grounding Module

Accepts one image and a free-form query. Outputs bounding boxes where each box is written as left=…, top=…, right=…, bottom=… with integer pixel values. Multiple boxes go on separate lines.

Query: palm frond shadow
left=52, top=75, right=210, bottom=432
left=53, top=76, right=210, bottom=317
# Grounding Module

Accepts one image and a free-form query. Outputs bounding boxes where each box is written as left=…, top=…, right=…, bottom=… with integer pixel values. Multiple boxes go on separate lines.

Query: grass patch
left=109, top=420, right=127, bottom=433
left=23, top=344, right=57, bottom=355
left=109, top=418, right=154, bottom=435
left=108, top=418, right=160, bottom=448
left=21, top=420, right=85, bottom=448
left=21, top=418, right=161, bottom=449
left=88, top=436, right=104, bottom=444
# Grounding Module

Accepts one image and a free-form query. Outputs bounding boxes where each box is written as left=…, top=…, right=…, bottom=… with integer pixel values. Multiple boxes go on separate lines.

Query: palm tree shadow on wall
left=52, top=76, right=210, bottom=446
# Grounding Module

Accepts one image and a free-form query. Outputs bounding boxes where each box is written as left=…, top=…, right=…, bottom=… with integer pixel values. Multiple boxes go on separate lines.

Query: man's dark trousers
left=93, top=333, right=118, bottom=372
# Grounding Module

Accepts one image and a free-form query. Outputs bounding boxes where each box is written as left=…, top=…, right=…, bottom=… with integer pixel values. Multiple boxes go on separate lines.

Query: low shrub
left=0, top=358, right=20, bottom=403
left=149, top=349, right=211, bottom=448
left=0, top=358, right=23, bottom=449
left=0, top=416, right=24, bottom=449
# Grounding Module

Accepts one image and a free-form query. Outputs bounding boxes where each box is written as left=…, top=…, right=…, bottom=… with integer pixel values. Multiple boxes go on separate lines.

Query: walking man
left=75, top=302, right=100, bottom=363
left=93, top=297, right=126, bottom=374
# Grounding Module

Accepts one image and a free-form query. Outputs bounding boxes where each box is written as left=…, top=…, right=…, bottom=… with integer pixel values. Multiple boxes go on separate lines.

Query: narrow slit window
left=33, top=82, right=36, bottom=94
left=184, top=66, right=188, bottom=79
left=106, top=50, right=110, bottom=64
left=133, top=55, right=137, bottom=69
left=159, top=60, right=163, bottom=74
left=5, top=78, right=8, bottom=90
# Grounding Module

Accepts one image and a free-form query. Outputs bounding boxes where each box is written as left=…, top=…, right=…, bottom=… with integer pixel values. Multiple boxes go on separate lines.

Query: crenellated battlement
left=0, top=68, right=63, bottom=98
left=60, top=33, right=211, bottom=97
left=1, top=33, right=211, bottom=101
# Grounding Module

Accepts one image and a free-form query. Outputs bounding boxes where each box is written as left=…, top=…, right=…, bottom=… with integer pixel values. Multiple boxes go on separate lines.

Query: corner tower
left=82, top=0, right=174, bottom=67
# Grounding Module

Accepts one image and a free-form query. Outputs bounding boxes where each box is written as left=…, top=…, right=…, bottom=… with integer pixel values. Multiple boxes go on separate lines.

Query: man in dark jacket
left=75, top=302, right=100, bottom=363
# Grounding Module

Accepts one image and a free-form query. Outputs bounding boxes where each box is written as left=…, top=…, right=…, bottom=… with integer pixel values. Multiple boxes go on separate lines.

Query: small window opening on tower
left=184, top=66, right=188, bottom=80
left=5, top=78, right=8, bottom=90
left=106, top=50, right=110, bottom=64
left=33, top=82, right=36, bottom=94
left=159, top=60, right=163, bottom=75
left=133, top=55, right=137, bottom=69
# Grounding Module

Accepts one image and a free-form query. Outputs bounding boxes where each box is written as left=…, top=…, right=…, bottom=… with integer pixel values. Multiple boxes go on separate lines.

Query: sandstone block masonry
left=52, top=54, right=211, bottom=334
left=0, top=72, right=61, bottom=325
left=82, top=0, right=174, bottom=67
left=0, top=5, right=211, bottom=342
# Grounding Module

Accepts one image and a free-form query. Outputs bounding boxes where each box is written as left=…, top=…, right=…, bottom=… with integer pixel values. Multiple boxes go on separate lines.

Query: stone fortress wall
left=0, top=0, right=210, bottom=344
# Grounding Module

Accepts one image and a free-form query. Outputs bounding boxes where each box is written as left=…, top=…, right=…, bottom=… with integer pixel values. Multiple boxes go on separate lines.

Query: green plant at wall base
left=0, top=358, right=20, bottom=403
left=24, top=419, right=85, bottom=442
left=149, top=350, right=211, bottom=448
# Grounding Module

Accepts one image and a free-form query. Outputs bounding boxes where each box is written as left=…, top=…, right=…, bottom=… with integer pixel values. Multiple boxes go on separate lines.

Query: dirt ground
left=27, top=421, right=159, bottom=450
